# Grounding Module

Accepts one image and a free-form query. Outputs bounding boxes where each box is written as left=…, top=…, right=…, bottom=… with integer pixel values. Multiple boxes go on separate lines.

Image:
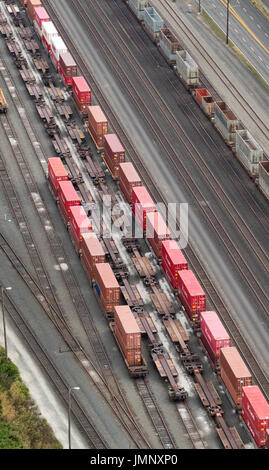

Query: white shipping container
left=128, top=0, right=147, bottom=19
left=235, top=129, right=263, bottom=164
left=42, top=21, right=58, bottom=48
left=176, top=50, right=199, bottom=85
left=259, top=162, right=269, bottom=199
left=50, top=36, right=68, bottom=62
left=144, top=6, right=164, bottom=33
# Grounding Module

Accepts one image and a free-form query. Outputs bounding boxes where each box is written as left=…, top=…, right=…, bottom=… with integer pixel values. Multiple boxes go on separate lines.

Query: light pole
left=226, top=0, right=230, bottom=45
left=198, top=1, right=201, bottom=13
left=68, top=386, right=80, bottom=449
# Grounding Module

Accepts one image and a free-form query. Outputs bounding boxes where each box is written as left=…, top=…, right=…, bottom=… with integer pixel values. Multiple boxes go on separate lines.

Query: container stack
left=81, top=233, right=106, bottom=281
left=128, top=0, right=149, bottom=20
left=50, top=36, right=68, bottom=69
left=143, top=6, right=164, bottom=42
left=146, top=211, right=170, bottom=260
left=177, top=270, right=206, bottom=322
left=258, top=161, right=269, bottom=200
left=235, top=129, right=263, bottom=176
left=72, top=77, right=91, bottom=114
left=176, top=50, right=199, bottom=87
left=220, top=347, right=252, bottom=408
left=119, top=162, right=142, bottom=204
left=132, top=186, right=156, bottom=231
left=94, top=263, right=121, bottom=312
left=59, top=52, right=78, bottom=87
left=103, top=134, right=125, bottom=180
left=68, top=206, right=92, bottom=253
left=87, top=105, right=108, bottom=150
left=214, top=102, right=239, bottom=144
left=241, top=385, right=269, bottom=447
left=27, top=0, right=42, bottom=22
left=58, top=181, right=80, bottom=224
left=47, top=157, right=68, bottom=199
left=33, top=7, right=50, bottom=37
left=200, top=311, right=230, bottom=367
left=113, top=305, right=142, bottom=366
left=42, top=21, right=58, bottom=53
left=159, top=28, right=181, bottom=64
left=161, top=239, right=188, bottom=289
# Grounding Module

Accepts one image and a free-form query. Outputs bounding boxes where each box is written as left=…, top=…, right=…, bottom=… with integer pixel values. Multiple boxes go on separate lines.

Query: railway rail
left=73, top=0, right=269, bottom=317
left=0, top=275, right=108, bottom=450
left=0, top=11, right=178, bottom=448
left=41, top=0, right=269, bottom=403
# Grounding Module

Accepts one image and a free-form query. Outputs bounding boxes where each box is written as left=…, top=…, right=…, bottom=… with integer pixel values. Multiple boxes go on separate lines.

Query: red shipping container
left=87, top=106, right=108, bottom=149
left=119, top=162, right=142, bottom=204
left=195, top=88, right=211, bottom=106
left=132, top=186, right=156, bottom=231
left=200, top=311, right=230, bottom=367
left=48, top=157, right=68, bottom=198
left=27, top=0, right=42, bottom=22
left=113, top=306, right=141, bottom=349
left=241, top=386, right=269, bottom=447
left=59, top=53, right=77, bottom=86
left=72, top=76, right=91, bottom=104
left=146, top=211, right=170, bottom=259
left=161, top=239, right=188, bottom=288
left=58, top=181, right=80, bottom=224
left=177, top=270, right=206, bottom=322
left=220, top=347, right=252, bottom=408
left=81, top=233, right=105, bottom=280
left=103, top=134, right=125, bottom=179
left=69, top=206, right=92, bottom=252
left=94, top=263, right=120, bottom=312
left=73, top=92, right=89, bottom=114
left=34, top=7, right=50, bottom=35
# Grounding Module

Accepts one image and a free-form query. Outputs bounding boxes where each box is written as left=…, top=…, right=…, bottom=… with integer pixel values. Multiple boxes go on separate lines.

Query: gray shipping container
left=214, top=102, right=238, bottom=143
left=176, top=50, right=199, bottom=86
left=235, top=129, right=263, bottom=164
left=128, top=0, right=148, bottom=20
left=159, top=28, right=181, bottom=62
left=259, top=161, right=269, bottom=200
left=144, top=6, right=164, bottom=33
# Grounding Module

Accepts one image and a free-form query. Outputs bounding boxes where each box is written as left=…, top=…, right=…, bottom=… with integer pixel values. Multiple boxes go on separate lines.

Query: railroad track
left=157, top=0, right=269, bottom=145
left=75, top=0, right=269, bottom=315
left=0, top=284, right=108, bottom=449
left=0, top=62, right=152, bottom=449
left=42, top=0, right=269, bottom=400
left=0, top=16, right=175, bottom=447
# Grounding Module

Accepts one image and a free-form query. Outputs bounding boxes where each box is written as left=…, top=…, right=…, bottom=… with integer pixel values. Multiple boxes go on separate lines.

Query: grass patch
left=0, top=346, right=62, bottom=449
left=202, top=10, right=269, bottom=90
left=250, top=0, right=269, bottom=21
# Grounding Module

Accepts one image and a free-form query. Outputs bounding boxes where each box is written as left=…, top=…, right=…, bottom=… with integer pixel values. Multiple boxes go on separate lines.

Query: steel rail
left=75, top=0, right=269, bottom=314
left=157, top=0, right=269, bottom=142
left=0, top=51, right=151, bottom=448
left=0, top=287, right=108, bottom=449
left=42, top=0, right=269, bottom=400
left=115, top=0, right=269, bottom=236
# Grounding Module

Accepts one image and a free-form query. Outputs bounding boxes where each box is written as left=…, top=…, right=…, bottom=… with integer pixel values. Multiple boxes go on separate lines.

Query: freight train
left=127, top=0, right=269, bottom=199
left=6, top=0, right=269, bottom=448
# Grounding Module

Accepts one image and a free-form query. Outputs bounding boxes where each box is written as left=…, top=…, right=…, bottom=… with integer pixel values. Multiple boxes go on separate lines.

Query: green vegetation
left=0, top=346, right=62, bottom=449
left=202, top=10, right=269, bottom=90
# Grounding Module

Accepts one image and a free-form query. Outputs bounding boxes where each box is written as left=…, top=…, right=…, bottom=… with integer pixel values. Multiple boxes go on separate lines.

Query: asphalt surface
left=0, top=5, right=197, bottom=449
left=45, top=0, right=269, bottom=381
left=198, top=0, right=269, bottom=84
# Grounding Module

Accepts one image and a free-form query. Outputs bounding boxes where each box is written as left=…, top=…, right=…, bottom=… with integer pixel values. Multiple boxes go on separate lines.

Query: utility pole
left=198, top=1, right=201, bottom=13
left=226, top=0, right=230, bottom=45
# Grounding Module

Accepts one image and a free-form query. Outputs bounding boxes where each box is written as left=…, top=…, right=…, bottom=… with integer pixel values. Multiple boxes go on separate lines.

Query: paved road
left=199, top=0, right=269, bottom=84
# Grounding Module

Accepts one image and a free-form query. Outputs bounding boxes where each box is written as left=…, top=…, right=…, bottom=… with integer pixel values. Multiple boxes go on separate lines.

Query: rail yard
left=0, top=0, right=269, bottom=452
